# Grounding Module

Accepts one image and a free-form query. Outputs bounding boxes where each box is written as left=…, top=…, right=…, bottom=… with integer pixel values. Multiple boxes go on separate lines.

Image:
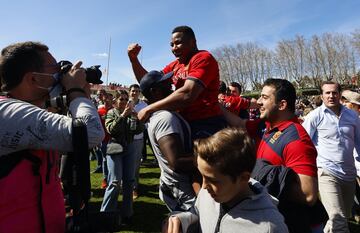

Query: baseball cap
left=341, top=90, right=360, bottom=106
left=139, top=70, right=173, bottom=94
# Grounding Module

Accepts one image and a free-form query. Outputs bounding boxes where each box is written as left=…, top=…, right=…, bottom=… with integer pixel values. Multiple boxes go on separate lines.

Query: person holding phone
left=100, top=90, right=144, bottom=225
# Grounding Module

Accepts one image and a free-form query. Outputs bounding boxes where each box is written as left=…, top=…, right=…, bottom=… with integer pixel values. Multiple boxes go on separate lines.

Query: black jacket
left=252, top=159, right=328, bottom=233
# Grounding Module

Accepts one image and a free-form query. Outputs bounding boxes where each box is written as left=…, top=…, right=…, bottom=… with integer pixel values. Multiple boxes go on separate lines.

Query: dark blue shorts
left=189, top=115, right=228, bottom=140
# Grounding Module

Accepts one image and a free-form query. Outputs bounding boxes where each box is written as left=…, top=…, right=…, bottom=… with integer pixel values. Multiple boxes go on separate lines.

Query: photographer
left=0, top=41, right=104, bottom=233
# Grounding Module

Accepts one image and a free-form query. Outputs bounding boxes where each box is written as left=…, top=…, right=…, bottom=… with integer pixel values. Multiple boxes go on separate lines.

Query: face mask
left=35, top=73, right=62, bottom=98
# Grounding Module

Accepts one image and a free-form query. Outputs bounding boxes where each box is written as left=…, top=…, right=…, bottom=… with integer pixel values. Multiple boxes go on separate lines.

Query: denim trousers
left=318, top=168, right=356, bottom=233
left=132, top=139, right=144, bottom=190
left=100, top=142, right=136, bottom=217
left=101, top=142, right=109, bottom=180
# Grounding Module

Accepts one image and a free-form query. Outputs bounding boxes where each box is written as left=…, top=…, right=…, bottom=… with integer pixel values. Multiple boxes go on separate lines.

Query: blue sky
left=1, top=0, right=359, bottom=86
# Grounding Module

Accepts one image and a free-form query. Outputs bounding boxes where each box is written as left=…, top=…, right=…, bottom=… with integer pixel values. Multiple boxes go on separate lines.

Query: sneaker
left=122, top=216, right=132, bottom=226
left=132, top=190, right=139, bottom=200
left=101, top=179, right=108, bottom=189
left=355, top=214, right=360, bottom=224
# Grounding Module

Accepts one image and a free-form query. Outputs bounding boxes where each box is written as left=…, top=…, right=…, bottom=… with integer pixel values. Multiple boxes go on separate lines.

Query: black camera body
left=58, top=60, right=103, bottom=85
left=45, top=61, right=103, bottom=109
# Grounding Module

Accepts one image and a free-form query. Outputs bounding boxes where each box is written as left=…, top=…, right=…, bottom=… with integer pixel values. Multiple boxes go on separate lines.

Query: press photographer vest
left=0, top=149, right=65, bottom=233
left=0, top=95, right=65, bottom=233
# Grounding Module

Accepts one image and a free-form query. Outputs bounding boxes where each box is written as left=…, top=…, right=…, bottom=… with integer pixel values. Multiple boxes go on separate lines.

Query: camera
left=58, top=60, right=103, bottom=85
left=45, top=60, right=103, bottom=109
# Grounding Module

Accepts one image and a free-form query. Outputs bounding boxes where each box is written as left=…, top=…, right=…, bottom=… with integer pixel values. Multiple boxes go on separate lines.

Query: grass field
left=89, top=152, right=168, bottom=233
left=88, top=148, right=360, bottom=233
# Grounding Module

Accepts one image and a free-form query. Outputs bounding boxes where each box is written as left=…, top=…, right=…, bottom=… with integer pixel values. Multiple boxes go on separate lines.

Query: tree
left=213, top=29, right=360, bottom=91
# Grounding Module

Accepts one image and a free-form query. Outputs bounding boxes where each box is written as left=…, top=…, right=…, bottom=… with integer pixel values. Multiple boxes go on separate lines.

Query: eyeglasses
left=44, top=63, right=61, bottom=69
left=32, top=72, right=60, bottom=81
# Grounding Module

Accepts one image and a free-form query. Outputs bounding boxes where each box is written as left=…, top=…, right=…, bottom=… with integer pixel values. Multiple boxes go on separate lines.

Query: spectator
left=221, top=81, right=258, bottom=119
left=0, top=41, right=104, bottom=233
left=224, top=78, right=319, bottom=233
left=92, top=90, right=109, bottom=173
left=341, top=90, right=360, bottom=223
left=128, top=25, right=226, bottom=139
left=312, top=95, right=323, bottom=108
left=140, top=70, right=197, bottom=211
left=218, top=81, right=227, bottom=104
left=97, top=92, right=114, bottom=189
left=100, top=90, right=144, bottom=225
left=128, top=83, right=148, bottom=199
left=164, top=128, right=288, bottom=233
left=341, top=90, right=360, bottom=114
left=96, top=89, right=107, bottom=107
left=228, top=81, right=242, bottom=96
left=303, top=82, right=360, bottom=233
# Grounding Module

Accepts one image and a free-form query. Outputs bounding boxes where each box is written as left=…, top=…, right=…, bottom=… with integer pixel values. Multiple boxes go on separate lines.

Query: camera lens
left=45, top=95, right=67, bottom=109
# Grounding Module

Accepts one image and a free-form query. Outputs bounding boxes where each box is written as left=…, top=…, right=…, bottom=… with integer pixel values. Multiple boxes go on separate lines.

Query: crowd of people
left=0, top=25, right=360, bottom=233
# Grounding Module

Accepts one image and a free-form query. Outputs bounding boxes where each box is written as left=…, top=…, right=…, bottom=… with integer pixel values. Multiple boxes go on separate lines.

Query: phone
left=127, top=99, right=134, bottom=109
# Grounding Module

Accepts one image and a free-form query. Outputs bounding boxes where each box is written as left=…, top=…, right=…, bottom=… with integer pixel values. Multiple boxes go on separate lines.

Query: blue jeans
left=132, top=139, right=144, bottom=190
left=101, top=142, right=109, bottom=180
left=94, top=146, right=103, bottom=167
left=100, top=142, right=136, bottom=217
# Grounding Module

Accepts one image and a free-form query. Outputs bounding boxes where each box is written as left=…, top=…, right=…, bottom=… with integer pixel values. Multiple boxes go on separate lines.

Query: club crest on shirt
left=269, top=131, right=282, bottom=144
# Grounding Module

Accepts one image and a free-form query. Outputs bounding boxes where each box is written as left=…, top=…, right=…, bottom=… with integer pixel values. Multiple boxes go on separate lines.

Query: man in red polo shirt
left=221, top=81, right=258, bottom=118
left=224, top=78, right=319, bottom=233
left=128, top=25, right=226, bottom=139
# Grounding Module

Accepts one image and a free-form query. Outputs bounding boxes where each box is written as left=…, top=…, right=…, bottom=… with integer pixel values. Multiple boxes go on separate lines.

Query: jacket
left=105, top=108, right=144, bottom=150
left=174, top=179, right=288, bottom=233
left=251, top=159, right=328, bottom=233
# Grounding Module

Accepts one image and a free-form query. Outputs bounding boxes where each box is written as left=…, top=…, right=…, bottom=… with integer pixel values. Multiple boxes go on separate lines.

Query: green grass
left=89, top=150, right=168, bottom=233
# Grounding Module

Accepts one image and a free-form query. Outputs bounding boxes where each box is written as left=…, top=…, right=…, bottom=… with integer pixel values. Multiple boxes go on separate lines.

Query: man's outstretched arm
left=128, top=43, right=148, bottom=82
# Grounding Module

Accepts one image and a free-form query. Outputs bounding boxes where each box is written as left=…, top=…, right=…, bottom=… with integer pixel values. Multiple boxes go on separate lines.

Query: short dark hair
left=194, top=127, right=256, bottom=182
left=117, top=89, right=128, bottom=97
left=129, top=83, right=140, bottom=90
left=172, top=26, right=196, bottom=40
left=229, top=82, right=242, bottom=94
left=263, top=78, right=296, bottom=113
left=320, top=81, right=341, bottom=94
left=0, top=41, right=49, bottom=91
left=219, top=81, right=227, bottom=94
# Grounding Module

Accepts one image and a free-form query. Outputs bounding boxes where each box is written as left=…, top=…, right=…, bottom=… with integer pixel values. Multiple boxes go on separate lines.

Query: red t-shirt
left=223, top=95, right=250, bottom=115
left=246, top=118, right=317, bottom=177
left=98, top=106, right=111, bottom=143
left=163, top=50, right=222, bottom=122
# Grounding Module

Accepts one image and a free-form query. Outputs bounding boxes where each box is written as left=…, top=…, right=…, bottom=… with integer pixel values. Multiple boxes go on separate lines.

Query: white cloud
left=92, top=53, right=108, bottom=58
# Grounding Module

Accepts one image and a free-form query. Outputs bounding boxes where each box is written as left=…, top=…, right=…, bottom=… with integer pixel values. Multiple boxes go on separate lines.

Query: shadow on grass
left=91, top=188, right=105, bottom=198
left=138, top=184, right=160, bottom=199
left=141, top=161, right=159, bottom=169
left=140, top=172, right=161, bottom=179
left=124, top=201, right=168, bottom=232
left=87, top=200, right=168, bottom=233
